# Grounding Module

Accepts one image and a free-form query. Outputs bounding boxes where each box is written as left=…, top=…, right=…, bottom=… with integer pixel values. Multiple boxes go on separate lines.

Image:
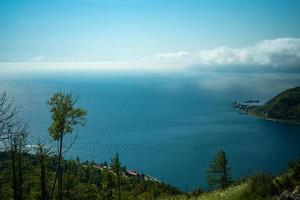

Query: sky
left=1, top=0, right=300, bottom=72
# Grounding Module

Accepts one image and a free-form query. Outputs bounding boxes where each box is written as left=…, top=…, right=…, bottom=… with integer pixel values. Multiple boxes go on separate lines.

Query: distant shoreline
left=233, top=101, right=300, bottom=125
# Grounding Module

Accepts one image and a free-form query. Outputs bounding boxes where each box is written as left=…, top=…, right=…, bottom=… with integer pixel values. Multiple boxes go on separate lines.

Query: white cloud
left=32, top=56, right=45, bottom=62
left=157, top=38, right=300, bottom=72
left=157, top=52, right=191, bottom=60
left=2, top=38, right=300, bottom=74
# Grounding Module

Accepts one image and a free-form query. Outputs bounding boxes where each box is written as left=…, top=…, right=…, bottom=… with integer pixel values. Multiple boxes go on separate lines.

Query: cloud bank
left=157, top=38, right=300, bottom=72
left=2, top=38, right=300, bottom=74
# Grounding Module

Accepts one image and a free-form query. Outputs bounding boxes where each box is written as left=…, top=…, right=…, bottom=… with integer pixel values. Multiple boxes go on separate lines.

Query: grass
left=161, top=183, right=249, bottom=200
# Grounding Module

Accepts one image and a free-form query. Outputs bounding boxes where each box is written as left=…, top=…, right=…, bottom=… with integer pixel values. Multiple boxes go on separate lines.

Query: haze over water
left=1, top=71, right=300, bottom=191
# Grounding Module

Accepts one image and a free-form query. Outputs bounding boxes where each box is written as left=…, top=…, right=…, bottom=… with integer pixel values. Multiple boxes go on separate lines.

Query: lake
left=1, top=71, right=300, bottom=191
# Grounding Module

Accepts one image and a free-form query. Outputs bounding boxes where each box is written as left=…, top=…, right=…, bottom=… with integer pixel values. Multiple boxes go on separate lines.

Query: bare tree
left=0, top=92, right=28, bottom=200
left=0, top=92, right=17, bottom=147
left=14, top=123, right=28, bottom=200
left=33, top=143, right=52, bottom=200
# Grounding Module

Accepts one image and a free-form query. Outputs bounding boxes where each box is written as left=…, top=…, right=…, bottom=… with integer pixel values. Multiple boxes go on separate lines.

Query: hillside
left=163, top=159, right=300, bottom=200
left=254, top=86, right=300, bottom=122
left=0, top=152, right=181, bottom=200
left=234, top=86, right=300, bottom=124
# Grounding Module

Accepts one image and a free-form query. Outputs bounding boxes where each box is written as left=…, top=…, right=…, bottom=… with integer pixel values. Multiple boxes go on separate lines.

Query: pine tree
left=111, top=153, right=122, bottom=200
left=206, top=150, right=232, bottom=190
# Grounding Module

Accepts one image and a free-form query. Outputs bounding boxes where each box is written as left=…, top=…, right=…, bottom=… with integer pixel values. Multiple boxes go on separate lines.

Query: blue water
left=1, top=71, right=300, bottom=191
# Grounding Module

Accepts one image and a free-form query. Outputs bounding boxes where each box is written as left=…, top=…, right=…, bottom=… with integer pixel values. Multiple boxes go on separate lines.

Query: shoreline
left=246, top=112, right=300, bottom=125
left=233, top=101, right=300, bottom=125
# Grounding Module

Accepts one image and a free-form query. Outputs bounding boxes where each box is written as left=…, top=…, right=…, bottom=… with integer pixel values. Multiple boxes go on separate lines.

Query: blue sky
left=1, top=0, right=300, bottom=71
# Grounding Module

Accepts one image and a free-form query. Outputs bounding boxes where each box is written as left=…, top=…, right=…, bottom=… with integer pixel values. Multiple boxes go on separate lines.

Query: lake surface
left=1, top=71, right=300, bottom=191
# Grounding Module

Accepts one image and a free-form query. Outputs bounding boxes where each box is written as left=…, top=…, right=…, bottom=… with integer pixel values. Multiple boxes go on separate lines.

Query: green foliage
left=168, top=159, right=300, bottom=200
left=111, top=153, right=122, bottom=177
left=73, top=183, right=101, bottom=200
left=253, top=86, right=300, bottom=123
left=163, top=184, right=249, bottom=200
left=206, top=150, right=232, bottom=190
left=102, top=172, right=114, bottom=200
left=0, top=152, right=182, bottom=199
left=48, top=92, right=87, bottom=140
left=47, top=92, right=87, bottom=200
left=286, top=159, right=300, bottom=183
left=241, top=173, right=276, bottom=199
left=111, top=153, right=123, bottom=200
left=274, top=159, right=300, bottom=191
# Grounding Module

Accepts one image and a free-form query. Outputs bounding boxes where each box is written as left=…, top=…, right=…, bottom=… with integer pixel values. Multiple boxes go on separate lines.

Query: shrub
left=242, top=173, right=277, bottom=199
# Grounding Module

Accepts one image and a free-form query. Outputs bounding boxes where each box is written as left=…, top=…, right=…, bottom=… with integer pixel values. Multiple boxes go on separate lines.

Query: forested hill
left=0, top=151, right=181, bottom=200
left=234, top=86, right=300, bottom=123
left=253, top=86, right=300, bottom=123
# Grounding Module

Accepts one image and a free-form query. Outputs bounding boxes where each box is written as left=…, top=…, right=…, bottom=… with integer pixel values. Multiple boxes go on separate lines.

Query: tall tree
left=15, top=126, right=28, bottom=200
left=206, top=150, right=232, bottom=190
left=34, top=143, right=51, bottom=200
left=48, top=92, right=87, bottom=200
left=111, top=153, right=122, bottom=200
left=9, top=132, right=18, bottom=200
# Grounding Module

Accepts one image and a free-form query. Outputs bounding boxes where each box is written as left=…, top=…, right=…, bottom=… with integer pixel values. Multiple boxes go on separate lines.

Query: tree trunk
left=11, top=148, right=18, bottom=200
left=50, top=163, right=58, bottom=200
left=58, top=164, right=62, bottom=200
left=40, top=153, right=47, bottom=200
left=58, top=132, right=63, bottom=200
left=117, top=175, right=121, bottom=200
left=17, top=150, right=23, bottom=200
left=66, top=171, right=70, bottom=200
left=50, top=130, right=64, bottom=200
